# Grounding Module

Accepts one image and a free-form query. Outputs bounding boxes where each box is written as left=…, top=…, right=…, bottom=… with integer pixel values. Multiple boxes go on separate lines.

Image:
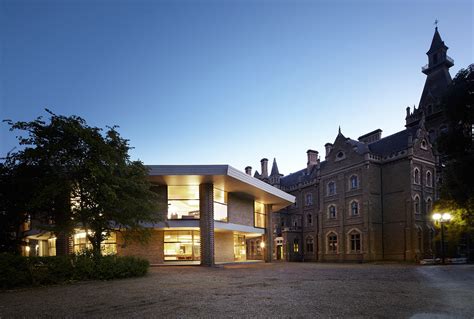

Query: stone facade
left=251, top=28, right=453, bottom=262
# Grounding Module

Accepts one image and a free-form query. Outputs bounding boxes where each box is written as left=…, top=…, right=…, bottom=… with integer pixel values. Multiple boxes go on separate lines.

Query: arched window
left=327, top=233, right=338, bottom=253
left=327, top=181, right=336, bottom=196
left=306, top=236, right=314, bottom=253
left=414, top=168, right=420, bottom=184
left=348, top=229, right=361, bottom=253
left=328, top=205, right=337, bottom=219
left=426, top=171, right=433, bottom=187
left=350, top=175, right=359, bottom=190
left=293, top=238, right=299, bottom=253
left=414, top=195, right=420, bottom=214
left=426, top=198, right=432, bottom=214
left=306, top=213, right=312, bottom=226
left=350, top=201, right=359, bottom=216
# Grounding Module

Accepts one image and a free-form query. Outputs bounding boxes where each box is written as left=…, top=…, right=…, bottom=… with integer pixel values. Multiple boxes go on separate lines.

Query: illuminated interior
left=233, top=234, right=246, bottom=261
left=72, top=230, right=117, bottom=255
left=164, top=230, right=200, bottom=261
left=254, top=201, right=266, bottom=228
left=167, top=186, right=228, bottom=222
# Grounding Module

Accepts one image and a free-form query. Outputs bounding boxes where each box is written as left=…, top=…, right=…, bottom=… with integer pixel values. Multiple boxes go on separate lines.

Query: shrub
left=0, top=253, right=149, bottom=289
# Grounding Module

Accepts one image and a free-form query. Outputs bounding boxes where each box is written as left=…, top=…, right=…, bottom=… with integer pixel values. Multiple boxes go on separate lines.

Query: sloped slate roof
left=368, top=126, right=419, bottom=156
left=280, top=168, right=311, bottom=187
left=427, top=27, right=446, bottom=54
left=346, top=138, right=370, bottom=154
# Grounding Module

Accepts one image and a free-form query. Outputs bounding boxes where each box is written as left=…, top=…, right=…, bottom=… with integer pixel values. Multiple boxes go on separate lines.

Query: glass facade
left=254, top=201, right=265, bottom=228
left=164, top=230, right=200, bottom=261
left=167, top=186, right=228, bottom=222
left=168, top=186, right=200, bottom=220
left=233, top=234, right=246, bottom=261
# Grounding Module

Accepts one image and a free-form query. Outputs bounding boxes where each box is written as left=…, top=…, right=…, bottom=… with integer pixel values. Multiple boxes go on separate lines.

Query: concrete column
left=264, top=204, right=273, bottom=262
left=199, top=183, right=214, bottom=266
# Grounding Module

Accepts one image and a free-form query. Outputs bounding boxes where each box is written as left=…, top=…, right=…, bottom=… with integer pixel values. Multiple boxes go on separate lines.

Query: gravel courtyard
left=1, top=262, right=473, bottom=318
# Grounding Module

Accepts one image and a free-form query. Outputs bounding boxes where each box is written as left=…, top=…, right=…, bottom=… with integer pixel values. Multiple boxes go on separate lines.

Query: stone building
left=250, top=27, right=455, bottom=262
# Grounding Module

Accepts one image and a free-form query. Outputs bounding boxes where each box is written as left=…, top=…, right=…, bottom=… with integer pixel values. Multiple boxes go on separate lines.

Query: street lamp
left=433, top=212, right=452, bottom=264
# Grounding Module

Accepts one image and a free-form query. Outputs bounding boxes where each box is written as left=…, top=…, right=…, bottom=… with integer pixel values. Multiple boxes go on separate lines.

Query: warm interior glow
left=432, top=213, right=441, bottom=221
left=260, top=241, right=265, bottom=248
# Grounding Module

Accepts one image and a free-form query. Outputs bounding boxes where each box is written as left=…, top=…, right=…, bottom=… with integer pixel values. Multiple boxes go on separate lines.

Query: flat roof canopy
left=147, top=165, right=295, bottom=211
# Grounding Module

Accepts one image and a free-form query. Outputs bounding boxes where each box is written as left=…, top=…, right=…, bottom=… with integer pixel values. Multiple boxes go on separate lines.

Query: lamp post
left=432, top=212, right=452, bottom=264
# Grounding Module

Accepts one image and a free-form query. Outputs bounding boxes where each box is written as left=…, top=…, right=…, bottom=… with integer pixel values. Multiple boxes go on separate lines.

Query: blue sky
left=1, top=0, right=472, bottom=175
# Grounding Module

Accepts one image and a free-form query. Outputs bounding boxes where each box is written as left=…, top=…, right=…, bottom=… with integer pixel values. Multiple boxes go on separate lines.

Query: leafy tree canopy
left=436, top=64, right=474, bottom=218
left=1, top=110, right=160, bottom=254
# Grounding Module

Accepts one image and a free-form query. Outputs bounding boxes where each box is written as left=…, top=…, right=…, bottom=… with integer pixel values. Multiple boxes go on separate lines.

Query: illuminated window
left=168, top=186, right=200, bottom=220
left=48, top=237, right=56, bottom=256
left=327, top=233, right=338, bottom=253
left=293, top=238, right=299, bottom=253
left=348, top=230, right=361, bottom=252
left=254, top=202, right=266, bottom=228
left=73, top=231, right=116, bottom=255
left=213, top=188, right=228, bottom=222
left=164, top=230, right=200, bottom=261
left=233, top=234, right=246, bottom=261
left=350, top=201, right=359, bottom=216
left=328, top=205, right=337, bottom=219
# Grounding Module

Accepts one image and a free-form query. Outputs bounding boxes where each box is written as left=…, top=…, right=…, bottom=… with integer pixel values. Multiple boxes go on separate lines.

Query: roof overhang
left=147, top=165, right=295, bottom=211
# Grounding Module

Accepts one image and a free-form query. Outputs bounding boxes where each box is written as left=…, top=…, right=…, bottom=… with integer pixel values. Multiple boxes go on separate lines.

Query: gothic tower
left=406, top=27, right=454, bottom=132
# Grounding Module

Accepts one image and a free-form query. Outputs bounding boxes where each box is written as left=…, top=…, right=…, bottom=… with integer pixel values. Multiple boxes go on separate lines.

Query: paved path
left=0, top=263, right=473, bottom=318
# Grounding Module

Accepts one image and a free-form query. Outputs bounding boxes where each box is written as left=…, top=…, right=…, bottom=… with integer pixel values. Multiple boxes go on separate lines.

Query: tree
left=2, top=110, right=160, bottom=255
left=436, top=64, right=474, bottom=259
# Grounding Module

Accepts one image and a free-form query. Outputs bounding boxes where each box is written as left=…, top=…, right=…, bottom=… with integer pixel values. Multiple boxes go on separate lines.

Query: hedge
left=0, top=253, right=149, bottom=289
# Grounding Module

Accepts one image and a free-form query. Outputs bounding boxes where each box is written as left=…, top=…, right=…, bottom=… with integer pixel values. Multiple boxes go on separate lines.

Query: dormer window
left=421, top=139, right=428, bottom=150
left=335, top=151, right=346, bottom=161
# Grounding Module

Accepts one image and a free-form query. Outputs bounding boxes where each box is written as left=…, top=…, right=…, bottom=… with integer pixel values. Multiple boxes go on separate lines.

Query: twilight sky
left=1, top=0, right=472, bottom=175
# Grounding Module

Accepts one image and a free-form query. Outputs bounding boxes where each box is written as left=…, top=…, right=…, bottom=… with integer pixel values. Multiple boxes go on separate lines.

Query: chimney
left=307, top=149, right=319, bottom=172
left=325, top=143, right=333, bottom=158
left=358, top=129, right=382, bottom=144
left=245, top=166, right=252, bottom=175
left=260, top=158, right=269, bottom=178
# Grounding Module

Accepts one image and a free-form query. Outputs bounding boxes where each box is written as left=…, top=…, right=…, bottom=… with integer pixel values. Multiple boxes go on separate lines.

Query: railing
left=421, top=55, right=454, bottom=72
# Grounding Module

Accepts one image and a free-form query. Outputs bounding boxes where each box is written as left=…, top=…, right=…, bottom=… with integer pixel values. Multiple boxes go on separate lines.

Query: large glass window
left=168, top=186, right=200, bottom=220
left=234, top=234, right=246, bottom=261
left=164, top=230, right=200, bottom=261
left=214, top=188, right=228, bottom=222
left=72, top=231, right=116, bottom=255
left=168, top=186, right=228, bottom=221
left=254, top=202, right=266, bottom=228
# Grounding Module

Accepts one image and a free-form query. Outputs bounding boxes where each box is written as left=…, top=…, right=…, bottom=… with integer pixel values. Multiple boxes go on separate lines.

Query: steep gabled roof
left=427, top=27, right=447, bottom=54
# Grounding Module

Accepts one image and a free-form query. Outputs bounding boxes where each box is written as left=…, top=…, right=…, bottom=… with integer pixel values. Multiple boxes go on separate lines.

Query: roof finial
left=338, top=126, right=341, bottom=135
left=434, top=19, right=439, bottom=30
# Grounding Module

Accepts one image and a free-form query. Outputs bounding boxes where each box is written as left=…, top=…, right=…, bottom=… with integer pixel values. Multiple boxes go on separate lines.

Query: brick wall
left=116, top=230, right=164, bottom=264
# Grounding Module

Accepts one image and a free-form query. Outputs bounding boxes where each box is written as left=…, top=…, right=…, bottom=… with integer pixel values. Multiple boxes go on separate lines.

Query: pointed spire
left=270, top=158, right=280, bottom=176
left=427, top=25, right=446, bottom=54
left=338, top=126, right=342, bottom=135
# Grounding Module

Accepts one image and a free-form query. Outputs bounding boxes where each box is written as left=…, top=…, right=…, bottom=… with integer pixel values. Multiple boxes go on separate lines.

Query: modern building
left=250, top=27, right=454, bottom=262
left=22, top=165, right=295, bottom=266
